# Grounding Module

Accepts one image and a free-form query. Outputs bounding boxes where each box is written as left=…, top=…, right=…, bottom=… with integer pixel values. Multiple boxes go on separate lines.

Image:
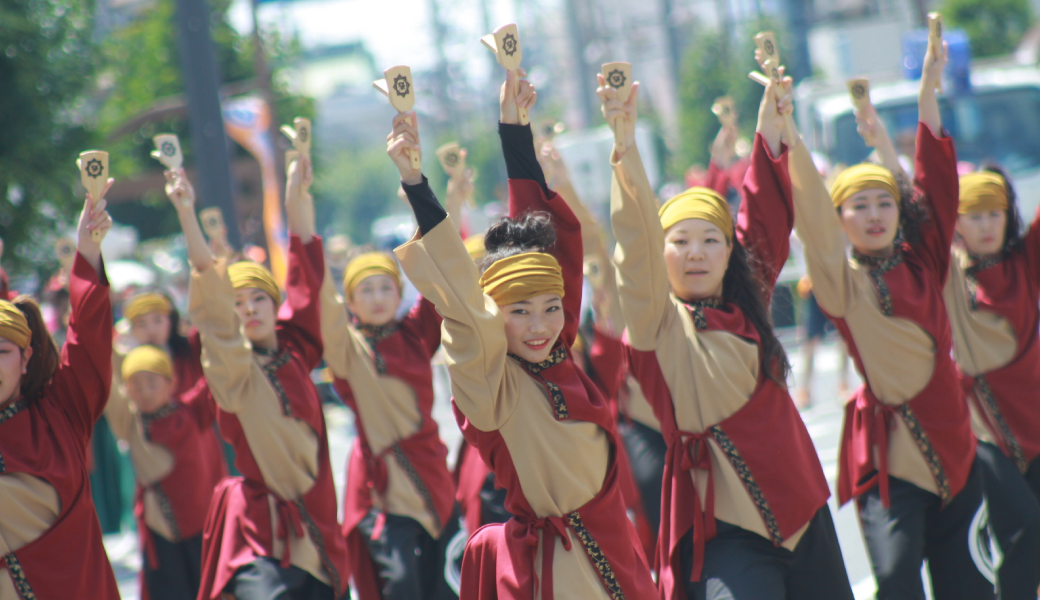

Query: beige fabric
left=622, top=375, right=660, bottom=432
left=396, top=218, right=610, bottom=600
left=789, top=141, right=939, bottom=495
left=317, top=267, right=440, bottom=536
left=610, top=146, right=805, bottom=548
left=189, top=260, right=326, bottom=584
left=0, top=473, right=61, bottom=556
left=944, top=251, right=1017, bottom=377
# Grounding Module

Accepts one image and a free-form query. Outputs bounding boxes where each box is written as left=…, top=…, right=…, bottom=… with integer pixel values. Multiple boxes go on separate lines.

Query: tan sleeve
left=395, top=218, right=521, bottom=432
left=609, top=145, right=679, bottom=351
left=789, top=142, right=858, bottom=317
left=103, top=359, right=133, bottom=442
left=317, top=263, right=359, bottom=379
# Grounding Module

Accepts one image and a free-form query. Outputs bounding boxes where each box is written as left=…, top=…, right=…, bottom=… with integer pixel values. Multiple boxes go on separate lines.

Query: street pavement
left=107, top=336, right=906, bottom=599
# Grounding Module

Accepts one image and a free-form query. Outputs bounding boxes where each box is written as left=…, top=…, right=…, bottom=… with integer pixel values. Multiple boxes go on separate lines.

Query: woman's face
left=130, top=311, right=171, bottom=348
left=502, top=293, right=566, bottom=364
left=0, top=338, right=31, bottom=408
left=233, top=288, right=277, bottom=347
left=839, top=189, right=900, bottom=255
left=956, top=210, right=1007, bottom=257
left=663, top=218, right=732, bottom=301
left=348, top=274, right=401, bottom=327
left=125, top=371, right=176, bottom=414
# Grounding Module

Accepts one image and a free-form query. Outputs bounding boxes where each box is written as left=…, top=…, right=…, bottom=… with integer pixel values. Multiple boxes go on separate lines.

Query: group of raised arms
left=5, top=24, right=1040, bottom=600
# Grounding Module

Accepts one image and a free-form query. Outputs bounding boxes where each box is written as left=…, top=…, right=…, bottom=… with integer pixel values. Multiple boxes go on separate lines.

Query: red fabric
left=0, top=254, right=119, bottom=599
left=833, top=124, right=975, bottom=507
left=196, top=236, right=350, bottom=599
left=959, top=205, right=1040, bottom=467
left=454, top=439, right=494, bottom=536
left=690, top=159, right=751, bottom=198
left=456, top=178, right=657, bottom=600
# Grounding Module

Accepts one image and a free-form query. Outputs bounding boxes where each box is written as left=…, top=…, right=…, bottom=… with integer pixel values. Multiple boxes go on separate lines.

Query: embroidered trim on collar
left=0, top=399, right=27, bottom=426
left=852, top=249, right=904, bottom=316
left=140, top=402, right=179, bottom=429
left=680, top=297, right=725, bottom=330
left=256, top=348, right=294, bottom=417
left=964, top=254, right=1005, bottom=311
left=357, top=320, right=400, bottom=375
left=510, top=345, right=569, bottom=419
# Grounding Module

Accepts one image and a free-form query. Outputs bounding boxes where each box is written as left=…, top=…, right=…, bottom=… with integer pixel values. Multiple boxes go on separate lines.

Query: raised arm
left=1024, top=205, right=1040, bottom=280
left=918, top=38, right=947, bottom=138
left=855, top=104, right=907, bottom=181
left=277, top=235, right=326, bottom=370
left=166, top=169, right=215, bottom=274
left=738, top=75, right=796, bottom=292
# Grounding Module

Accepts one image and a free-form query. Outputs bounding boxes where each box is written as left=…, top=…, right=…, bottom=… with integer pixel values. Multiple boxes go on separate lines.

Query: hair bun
left=483, top=212, right=556, bottom=256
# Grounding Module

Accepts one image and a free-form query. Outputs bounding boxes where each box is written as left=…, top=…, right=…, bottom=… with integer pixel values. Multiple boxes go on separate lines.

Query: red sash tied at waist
left=838, top=386, right=897, bottom=507
left=671, top=429, right=716, bottom=581
left=274, top=497, right=305, bottom=568
left=520, top=515, right=572, bottom=600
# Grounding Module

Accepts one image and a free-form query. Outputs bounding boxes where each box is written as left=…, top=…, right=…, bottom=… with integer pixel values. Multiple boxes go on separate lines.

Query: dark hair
left=834, top=173, right=926, bottom=248
left=722, top=240, right=791, bottom=384
left=980, top=164, right=1025, bottom=254
left=480, top=212, right=557, bottom=272
left=13, top=296, right=60, bottom=405
left=129, top=288, right=193, bottom=363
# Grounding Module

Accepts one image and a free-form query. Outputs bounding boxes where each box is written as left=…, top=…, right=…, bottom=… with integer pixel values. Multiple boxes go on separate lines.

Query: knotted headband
left=227, top=261, right=280, bottom=302
left=0, top=300, right=30, bottom=349
left=343, top=252, right=401, bottom=298
left=659, top=187, right=733, bottom=241
left=829, top=163, right=899, bottom=208
left=123, top=293, right=172, bottom=322
left=959, top=172, right=1008, bottom=214
left=121, top=344, right=174, bottom=381
left=479, top=252, right=565, bottom=306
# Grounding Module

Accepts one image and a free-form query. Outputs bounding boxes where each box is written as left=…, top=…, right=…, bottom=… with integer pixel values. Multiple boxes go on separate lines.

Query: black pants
left=976, top=441, right=1040, bottom=599
left=1024, top=457, right=1040, bottom=505
left=619, top=418, right=667, bottom=535
left=225, top=557, right=335, bottom=600
left=479, top=472, right=512, bottom=527
left=857, top=458, right=996, bottom=600
left=142, top=532, right=203, bottom=600
left=356, top=509, right=462, bottom=600
left=679, top=506, right=853, bottom=600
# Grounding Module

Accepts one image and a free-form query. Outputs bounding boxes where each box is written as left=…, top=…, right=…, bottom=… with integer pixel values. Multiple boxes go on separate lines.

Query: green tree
left=0, top=0, right=98, bottom=278
left=941, top=0, right=1034, bottom=58
left=314, top=146, right=400, bottom=245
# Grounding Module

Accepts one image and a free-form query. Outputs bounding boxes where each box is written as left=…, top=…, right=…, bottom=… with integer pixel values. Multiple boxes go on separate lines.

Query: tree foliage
left=0, top=0, right=98, bottom=277
left=941, top=0, right=1034, bottom=58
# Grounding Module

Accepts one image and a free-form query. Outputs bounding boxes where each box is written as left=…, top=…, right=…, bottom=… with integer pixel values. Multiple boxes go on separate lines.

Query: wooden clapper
left=436, top=142, right=475, bottom=207
left=928, top=12, right=944, bottom=94
left=374, top=66, right=421, bottom=170
left=847, top=78, right=874, bottom=145
left=749, top=31, right=797, bottom=146
left=481, top=24, right=529, bottom=126
left=601, top=62, right=633, bottom=152
left=77, top=150, right=109, bottom=242
left=281, top=117, right=312, bottom=166
left=151, top=134, right=184, bottom=171
left=712, top=96, right=737, bottom=128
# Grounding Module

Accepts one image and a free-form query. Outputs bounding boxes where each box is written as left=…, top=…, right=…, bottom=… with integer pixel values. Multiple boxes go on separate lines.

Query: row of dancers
left=2, top=29, right=1040, bottom=600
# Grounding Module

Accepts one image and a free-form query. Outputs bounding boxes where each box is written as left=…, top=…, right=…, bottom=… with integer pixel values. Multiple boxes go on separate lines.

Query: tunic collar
left=0, top=398, right=27, bottom=426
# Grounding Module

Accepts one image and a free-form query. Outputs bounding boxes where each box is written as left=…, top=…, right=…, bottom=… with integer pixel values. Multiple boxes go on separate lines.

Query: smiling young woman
left=788, top=39, right=1000, bottom=599
left=164, top=167, right=350, bottom=600
left=389, top=69, right=657, bottom=600
left=604, top=63, right=850, bottom=600
left=0, top=182, right=119, bottom=599
left=281, top=150, right=460, bottom=600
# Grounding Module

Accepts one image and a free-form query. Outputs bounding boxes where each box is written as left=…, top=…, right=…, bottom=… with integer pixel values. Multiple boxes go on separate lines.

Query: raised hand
left=921, top=39, right=948, bottom=94
left=596, top=74, right=640, bottom=158
left=711, top=125, right=738, bottom=169
left=500, top=69, right=537, bottom=126
left=387, top=111, right=423, bottom=185
left=854, top=104, right=889, bottom=149
left=77, top=178, right=114, bottom=271
left=164, top=168, right=196, bottom=211
left=756, top=68, right=793, bottom=157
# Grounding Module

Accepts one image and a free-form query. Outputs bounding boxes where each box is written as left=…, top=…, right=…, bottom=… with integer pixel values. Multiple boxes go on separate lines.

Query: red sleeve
left=181, top=377, right=218, bottom=430
left=508, top=178, right=583, bottom=346
left=703, top=161, right=730, bottom=197
left=737, top=133, right=794, bottom=296
left=50, top=253, right=113, bottom=439
left=589, top=326, right=624, bottom=400
left=277, top=235, right=325, bottom=370
left=0, top=267, right=8, bottom=300
left=1022, top=206, right=1040, bottom=282
left=912, top=122, right=960, bottom=283
left=404, top=295, right=443, bottom=358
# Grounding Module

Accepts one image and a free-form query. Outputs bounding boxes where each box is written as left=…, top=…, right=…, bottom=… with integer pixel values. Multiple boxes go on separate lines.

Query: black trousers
left=356, top=509, right=463, bottom=600
left=479, top=471, right=512, bottom=527
left=142, top=532, right=203, bottom=600
left=619, top=418, right=667, bottom=535
left=1024, top=457, right=1040, bottom=505
left=976, top=441, right=1040, bottom=599
left=679, top=506, right=853, bottom=600
left=225, top=557, right=335, bottom=600
left=857, top=458, right=997, bottom=600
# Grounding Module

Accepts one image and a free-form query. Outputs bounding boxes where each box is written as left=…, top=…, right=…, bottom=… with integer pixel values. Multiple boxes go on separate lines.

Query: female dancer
left=106, top=344, right=227, bottom=600
left=0, top=185, right=118, bottom=598
left=391, top=69, right=657, bottom=599
left=119, top=289, right=203, bottom=394
left=282, top=152, right=459, bottom=600
left=165, top=167, right=350, bottom=600
left=604, top=67, right=850, bottom=599
left=788, top=39, right=994, bottom=599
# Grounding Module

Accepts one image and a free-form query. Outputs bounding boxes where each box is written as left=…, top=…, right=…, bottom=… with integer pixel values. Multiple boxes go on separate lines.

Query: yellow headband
left=227, top=261, right=280, bottom=302
left=463, top=234, right=486, bottom=262
left=959, top=172, right=1008, bottom=214
left=659, top=187, right=733, bottom=241
left=124, top=293, right=172, bottom=322
left=479, top=252, right=565, bottom=306
left=0, top=300, right=30, bottom=349
left=829, top=163, right=899, bottom=208
left=121, top=345, right=174, bottom=381
left=343, top=253, right=401, bottom=298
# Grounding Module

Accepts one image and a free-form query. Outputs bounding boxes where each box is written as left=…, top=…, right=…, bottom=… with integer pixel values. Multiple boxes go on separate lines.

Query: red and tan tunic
left=397, top=178, right=657, bottom=600
left=789, top=123, right=976, bottom=508
left=313, top=255, right=454, bottom=599
left=0, top=253, right=119, bottom=599
left=190, top=236, right=350, bottom=599
left=945, top=206, right=1040, bottom=472
left=613, top=136, right=830, bottom=598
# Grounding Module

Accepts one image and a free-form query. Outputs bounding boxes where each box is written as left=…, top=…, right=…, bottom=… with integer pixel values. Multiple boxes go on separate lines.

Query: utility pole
left=427, top=0, right=457, bottom=135
left=565, top=0, right=595, bottom=128
left=173, top=0, right=241, bottom=248
left=781, top=0, right=813, bottom=82
left=251, top=0, right=285, bottom=194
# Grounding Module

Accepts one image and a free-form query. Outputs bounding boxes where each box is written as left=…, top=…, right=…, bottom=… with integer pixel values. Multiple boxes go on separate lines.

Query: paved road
left=108, top=337, right=899, bottom=599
